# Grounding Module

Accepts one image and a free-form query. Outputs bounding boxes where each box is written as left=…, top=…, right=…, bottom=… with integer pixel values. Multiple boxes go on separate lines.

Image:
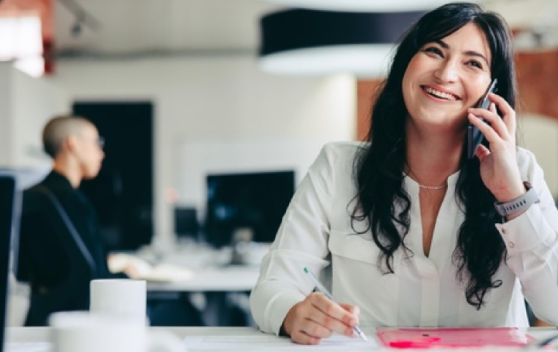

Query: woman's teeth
left=424, top=87, right=457, bottom=101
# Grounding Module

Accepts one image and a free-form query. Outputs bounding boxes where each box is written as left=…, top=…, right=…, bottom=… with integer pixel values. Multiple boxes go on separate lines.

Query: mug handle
left=148, top=330, right=186, bottom=352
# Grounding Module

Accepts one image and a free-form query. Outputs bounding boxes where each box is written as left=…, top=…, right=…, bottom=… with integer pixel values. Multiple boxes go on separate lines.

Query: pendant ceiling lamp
left=259, top=9, right=424, bottom=77
left=263, top=0, right=485, bottom=12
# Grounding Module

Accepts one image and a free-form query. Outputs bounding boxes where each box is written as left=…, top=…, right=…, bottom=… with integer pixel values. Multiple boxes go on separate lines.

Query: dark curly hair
left=351, top=2, right=517, bottom=309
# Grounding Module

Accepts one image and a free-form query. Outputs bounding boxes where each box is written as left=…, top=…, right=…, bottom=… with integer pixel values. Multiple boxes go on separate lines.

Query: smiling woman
left=250, top=2, right=558, bottom=346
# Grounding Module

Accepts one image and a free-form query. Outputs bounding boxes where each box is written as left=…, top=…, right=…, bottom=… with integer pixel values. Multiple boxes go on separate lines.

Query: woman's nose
left=434, top=60, right=458, bottom=83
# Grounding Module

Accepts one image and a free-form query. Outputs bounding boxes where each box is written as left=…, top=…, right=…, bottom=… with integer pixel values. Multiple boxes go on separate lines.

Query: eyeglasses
left=96, top=136, right=105, bottom=149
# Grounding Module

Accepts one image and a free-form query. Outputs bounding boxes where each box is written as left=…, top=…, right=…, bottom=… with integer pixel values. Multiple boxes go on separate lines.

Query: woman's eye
left=422, top=47, right=443, bottom=56
left=468, top=60, right=483, bottom=69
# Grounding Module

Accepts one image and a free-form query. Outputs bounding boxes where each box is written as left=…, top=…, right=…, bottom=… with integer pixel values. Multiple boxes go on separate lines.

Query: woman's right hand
left=282, top=292, right=361, bottom=345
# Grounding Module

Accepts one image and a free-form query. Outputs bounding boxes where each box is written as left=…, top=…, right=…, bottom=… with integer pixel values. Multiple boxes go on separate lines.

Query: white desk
left=120, top=242, right=264, bottom=293
left=146, top=265, right=260, bottom=292
left=5, top=327, right=558, bottom=351
left=135, top=244, right=262, bottom=325
left=144, top=264, right=260, bottom=326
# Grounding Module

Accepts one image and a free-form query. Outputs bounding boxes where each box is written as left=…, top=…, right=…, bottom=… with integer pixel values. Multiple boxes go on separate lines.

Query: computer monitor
left=204, top=170, right=295, bottom=248
left=0, top=173, right=18, bottom=352
left=174, top=206, right=199, bottom=241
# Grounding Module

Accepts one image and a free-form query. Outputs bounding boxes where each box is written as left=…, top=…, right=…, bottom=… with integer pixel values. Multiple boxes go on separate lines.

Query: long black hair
left=351, top=2, right=517, bottom=309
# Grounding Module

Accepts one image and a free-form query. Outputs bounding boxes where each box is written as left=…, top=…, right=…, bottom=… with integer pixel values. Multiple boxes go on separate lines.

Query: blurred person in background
left=17, top=115, right=137, bottom=326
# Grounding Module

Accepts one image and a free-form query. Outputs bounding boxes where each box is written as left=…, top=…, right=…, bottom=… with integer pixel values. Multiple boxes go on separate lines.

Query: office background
left=1, top=1, right=558, bottom=326
left=1, top=0, right=558, bottom=246
left=0, top=0, right=358, bottom=247
left=0, top=0, right=558, bottom=328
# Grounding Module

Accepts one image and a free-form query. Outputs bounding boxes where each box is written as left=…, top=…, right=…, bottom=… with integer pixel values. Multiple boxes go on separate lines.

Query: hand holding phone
left=467, top=78, right=498, bottom=159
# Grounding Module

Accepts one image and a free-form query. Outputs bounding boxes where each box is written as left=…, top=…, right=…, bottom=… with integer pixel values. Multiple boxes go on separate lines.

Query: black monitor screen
left=0, top=174, right=17, bottom=351
left=204, top=170, right=295, bottom=248
left=174, top=206, right=199, bottom=240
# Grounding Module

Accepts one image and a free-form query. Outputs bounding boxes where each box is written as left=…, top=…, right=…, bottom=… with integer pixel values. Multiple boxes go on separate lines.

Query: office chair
left=16, top=186, right=97, bottom=326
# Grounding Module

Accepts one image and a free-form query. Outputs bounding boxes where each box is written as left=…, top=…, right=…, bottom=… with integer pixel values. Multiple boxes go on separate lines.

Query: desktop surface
left=110, top=242, right=263, bottom=292
left=5, top=326, right=558, bottom=352
left=146, top=264, right=260, bottom=292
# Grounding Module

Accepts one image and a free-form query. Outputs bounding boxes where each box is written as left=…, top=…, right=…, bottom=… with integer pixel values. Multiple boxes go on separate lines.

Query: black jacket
left=18, top=170, right=126, bottom=325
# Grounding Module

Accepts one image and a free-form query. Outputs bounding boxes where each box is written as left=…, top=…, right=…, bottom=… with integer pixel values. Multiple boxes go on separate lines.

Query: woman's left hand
left=467, top=92, right=525, bottom=203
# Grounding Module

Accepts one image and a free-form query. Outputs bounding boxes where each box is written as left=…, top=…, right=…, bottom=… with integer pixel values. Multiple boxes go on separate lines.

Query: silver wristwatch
left=494, top=182, right=539, bottom=217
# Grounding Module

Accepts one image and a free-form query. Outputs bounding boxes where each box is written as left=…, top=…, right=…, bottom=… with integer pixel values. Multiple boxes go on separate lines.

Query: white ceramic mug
left=49, top=311, right=185, bottom=352
left=90, top=279, right=146, bottom=323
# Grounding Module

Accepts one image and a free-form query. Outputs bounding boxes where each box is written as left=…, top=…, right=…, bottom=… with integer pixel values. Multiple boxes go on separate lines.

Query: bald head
left=42, top=115, right=94, bottom=158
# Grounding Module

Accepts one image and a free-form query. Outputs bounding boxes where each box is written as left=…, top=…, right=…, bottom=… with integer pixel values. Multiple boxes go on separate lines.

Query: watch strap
left=494, top=182, right=539, bottom=217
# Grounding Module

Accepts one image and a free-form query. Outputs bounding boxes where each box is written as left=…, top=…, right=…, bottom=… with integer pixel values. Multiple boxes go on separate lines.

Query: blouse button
left=501, top=228, right=507, bottom=235
left=508, top=241, right=515, bottom=248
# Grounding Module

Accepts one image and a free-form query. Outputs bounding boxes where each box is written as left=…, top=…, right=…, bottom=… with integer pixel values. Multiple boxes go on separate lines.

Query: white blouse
left=249, top=141, right=558, bottom=335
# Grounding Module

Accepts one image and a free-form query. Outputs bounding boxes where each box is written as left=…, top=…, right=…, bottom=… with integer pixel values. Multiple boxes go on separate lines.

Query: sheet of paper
left=184, top=334, right=378, bottom=351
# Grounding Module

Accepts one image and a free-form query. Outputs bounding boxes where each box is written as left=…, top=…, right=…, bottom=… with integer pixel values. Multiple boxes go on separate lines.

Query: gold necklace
left=418, top=183, right=446, bottom=190
left=405, top=169, right=447, bottom=190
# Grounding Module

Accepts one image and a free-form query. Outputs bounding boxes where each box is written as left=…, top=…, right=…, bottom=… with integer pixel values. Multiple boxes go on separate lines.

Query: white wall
left=0, top=63, right=66, bottom=176
left=51, top=56, right=356, bottom=242
left=518, top=113, right=558, bottom=198
left=12, top=68, right=66, bottom=171
left=0, top=63, right=14, bottom=167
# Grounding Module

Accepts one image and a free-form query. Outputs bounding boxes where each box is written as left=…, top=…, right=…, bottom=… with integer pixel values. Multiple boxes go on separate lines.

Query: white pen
left=303, top=267, right=368, bottom=342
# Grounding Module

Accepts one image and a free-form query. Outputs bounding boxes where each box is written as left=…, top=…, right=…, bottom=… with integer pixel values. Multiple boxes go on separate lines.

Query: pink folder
left=376, top=327, right=535, bottom=348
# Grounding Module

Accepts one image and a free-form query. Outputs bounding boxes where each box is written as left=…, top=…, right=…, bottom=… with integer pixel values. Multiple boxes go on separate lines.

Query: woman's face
left=402, top=23, right=492, bottom=130
left=75, top=124, right=105, bottom=179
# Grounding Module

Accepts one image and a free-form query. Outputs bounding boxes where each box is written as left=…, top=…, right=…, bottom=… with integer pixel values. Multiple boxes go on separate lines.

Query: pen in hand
left=303, top=267, right=368, bottom=342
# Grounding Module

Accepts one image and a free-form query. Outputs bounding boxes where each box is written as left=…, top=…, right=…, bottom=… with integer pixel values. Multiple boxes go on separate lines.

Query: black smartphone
left=467, top=78, right=498, bottom=159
